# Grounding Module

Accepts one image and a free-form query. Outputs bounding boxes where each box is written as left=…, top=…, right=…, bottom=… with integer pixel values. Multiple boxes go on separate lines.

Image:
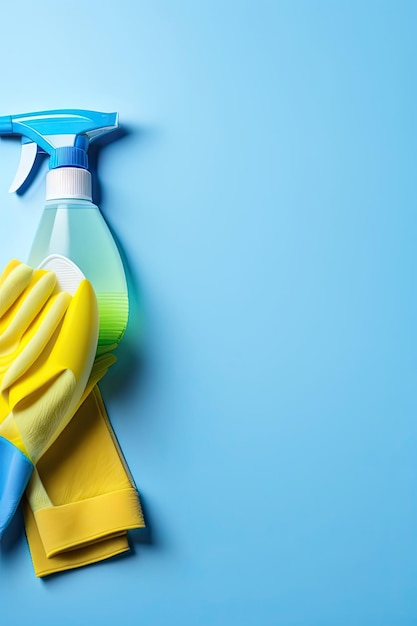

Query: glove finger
left=0, top=261, right=34, bottom=318
left=49, top=279, right=98, bottom=381
left=1, top=291, right=72, bottom=394
left=0, top=271, right=57, bottom=355
left=0, top=259, right=23, bottom=287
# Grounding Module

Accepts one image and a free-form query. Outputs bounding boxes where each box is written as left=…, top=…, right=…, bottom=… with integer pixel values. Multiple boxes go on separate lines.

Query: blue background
left=0, top=1, right=416, bottom=624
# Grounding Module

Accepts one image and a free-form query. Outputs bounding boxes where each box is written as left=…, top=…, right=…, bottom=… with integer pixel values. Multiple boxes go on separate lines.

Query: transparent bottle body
left=28, top=199, right=128, bottom=352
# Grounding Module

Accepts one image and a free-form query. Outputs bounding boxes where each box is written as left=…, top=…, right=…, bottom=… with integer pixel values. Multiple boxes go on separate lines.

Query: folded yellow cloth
left=24, top=386, right=145, bottom=577
left=0, top=259, right=144, bottom=576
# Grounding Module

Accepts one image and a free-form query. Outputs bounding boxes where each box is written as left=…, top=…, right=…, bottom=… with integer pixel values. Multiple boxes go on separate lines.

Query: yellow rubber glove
left=0, top=259, right=98, bottom=535
left=0, top=259, right=144, bottom=575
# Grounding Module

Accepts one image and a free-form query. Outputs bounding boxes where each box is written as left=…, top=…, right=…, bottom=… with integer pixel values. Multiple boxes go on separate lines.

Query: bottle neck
left=46, top=167, right=92, bottom=201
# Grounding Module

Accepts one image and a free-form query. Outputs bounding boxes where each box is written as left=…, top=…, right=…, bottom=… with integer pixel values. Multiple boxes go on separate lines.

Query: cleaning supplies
left=0, top=110, right=144, bottom=575
left=0, top=109, right=128, bottom=353
left=0, top=259, right=98, bottom=535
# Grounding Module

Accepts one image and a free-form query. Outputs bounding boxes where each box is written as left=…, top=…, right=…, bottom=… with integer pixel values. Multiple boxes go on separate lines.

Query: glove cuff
left=0, top=436, right=33, bottom=536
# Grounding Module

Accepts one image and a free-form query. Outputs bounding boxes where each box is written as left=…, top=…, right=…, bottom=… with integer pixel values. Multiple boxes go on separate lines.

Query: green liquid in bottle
left=28, top=199, right=129, bottom=354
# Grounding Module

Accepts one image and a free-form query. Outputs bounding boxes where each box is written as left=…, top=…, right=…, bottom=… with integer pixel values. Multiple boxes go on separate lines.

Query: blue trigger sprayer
left=0, top=109, right=128, bottom=354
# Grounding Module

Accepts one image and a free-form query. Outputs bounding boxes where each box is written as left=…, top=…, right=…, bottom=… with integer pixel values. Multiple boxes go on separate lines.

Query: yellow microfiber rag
left=23, top=385, right=145, bottom=577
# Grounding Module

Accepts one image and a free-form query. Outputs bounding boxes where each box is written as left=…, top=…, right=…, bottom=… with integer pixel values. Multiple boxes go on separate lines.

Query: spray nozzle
left=0, top=109, right=118, bottom=193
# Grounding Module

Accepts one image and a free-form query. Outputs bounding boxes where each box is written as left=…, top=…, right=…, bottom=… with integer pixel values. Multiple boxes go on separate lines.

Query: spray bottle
left=0, top=109, right=128, bottom=354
